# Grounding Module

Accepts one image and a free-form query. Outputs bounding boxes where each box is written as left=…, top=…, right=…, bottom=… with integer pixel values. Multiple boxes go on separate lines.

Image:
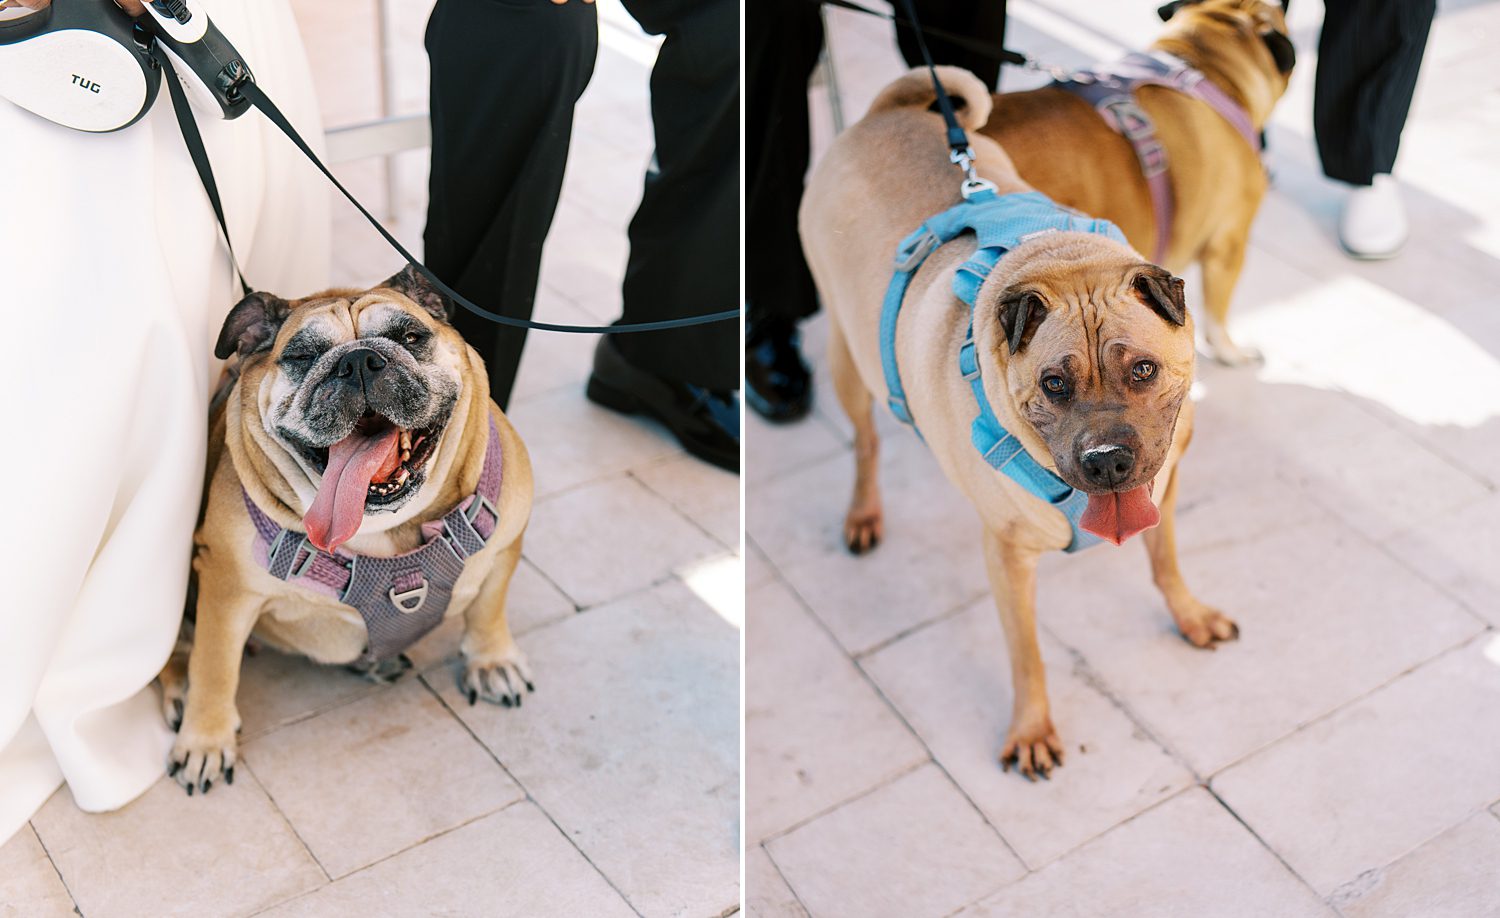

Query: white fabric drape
left=0, top=0, right=329, bottom=845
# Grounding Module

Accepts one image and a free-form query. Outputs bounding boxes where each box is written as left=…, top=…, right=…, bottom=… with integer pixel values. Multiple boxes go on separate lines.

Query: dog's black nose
left=335, top=348, right=387, bottom=389
left=1079, top=444, right=1136, bottom=488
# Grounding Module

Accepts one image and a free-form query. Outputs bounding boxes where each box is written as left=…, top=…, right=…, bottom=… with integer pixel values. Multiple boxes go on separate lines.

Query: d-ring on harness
left=881, top=0, right=1129, bottom=553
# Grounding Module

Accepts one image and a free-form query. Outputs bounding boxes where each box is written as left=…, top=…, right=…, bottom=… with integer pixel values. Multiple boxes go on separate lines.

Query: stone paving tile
left=261, top=801, right=637, bottom=918
left=1038, top=511, right=1483, bottom=776
left=506, top=388, right=682, bottom=501
left=0, top=824, right=74, bottom=918
left=31, top=772, right=323, bottom=918
left=863, top=600, right=1193, bottom=868
left=746, top=580, right=927, bottom=844
left=957, top=788, right=1331, bottom=918
left=750, top=437, right=993, bottom=656
left=632, top=452, right=742, bottom=549
left=243, top=679, right=523, bottom=879
left=1213, top=639, right=1500, bottom=897
left=236, top=645, right=384, bottom=742
left=1385, top=491, right=1500, bottom=627
left=745, top=409, right=847, bottom=485
left=523, top=474, right=724, bottom=609
left=1334, top=812, right=1500, bottom=918
left=747, top=844, right=809, bottom=918
left=432, top=580, right=739, bottom=918
left=767, top=763, right=1025, bottom=918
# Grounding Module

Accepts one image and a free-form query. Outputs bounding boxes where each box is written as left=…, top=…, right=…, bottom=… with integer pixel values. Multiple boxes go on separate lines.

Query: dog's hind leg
left=459, top=537, right=533, bottom=708
left=1199, top=219, right=1262, bottom=367
left=157, top=626, right=193, bottom=732
left=1143, top=465, right=1238, bottom=647
left=983, top=529, right=1063, bottom=780
left=829, top=318, right=883, bottom=554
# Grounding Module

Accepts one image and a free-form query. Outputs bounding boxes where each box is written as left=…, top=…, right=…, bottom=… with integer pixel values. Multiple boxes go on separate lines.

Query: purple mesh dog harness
left=1053, top=51, right=1258, bottom=263
left=242, top=417, right=504, bottom=664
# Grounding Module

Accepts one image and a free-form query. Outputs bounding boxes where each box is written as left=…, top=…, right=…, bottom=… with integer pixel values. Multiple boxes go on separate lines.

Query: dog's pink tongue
left=303, top=427, right=400, bottom=553
left=1079, top=486, right=1160, bottom=546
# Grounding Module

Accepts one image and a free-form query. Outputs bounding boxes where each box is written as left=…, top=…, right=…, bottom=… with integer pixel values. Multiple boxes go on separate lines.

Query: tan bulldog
left=981, top=0, right=1295, bottom=365
left=158, top=266, right=534, bottom=794
left=800, top=67, right=1232, bottom=779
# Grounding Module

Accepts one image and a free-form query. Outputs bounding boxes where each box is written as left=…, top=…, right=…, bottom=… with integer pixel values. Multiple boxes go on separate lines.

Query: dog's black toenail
left=186, top=783, right=194, bottom=796
left=225, top=767, right=235, bottom=785
left=169, top=761, right=181, bottom=777
left=468, top=689, right=477, bottom=706
left=202, top=780, right=212, bottom=794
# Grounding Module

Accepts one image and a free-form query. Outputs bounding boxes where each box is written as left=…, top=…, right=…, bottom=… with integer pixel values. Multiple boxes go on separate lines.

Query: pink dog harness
left=1052, top=51, right=1258, bottom=263
left=242, top=418, right=504, bottom=664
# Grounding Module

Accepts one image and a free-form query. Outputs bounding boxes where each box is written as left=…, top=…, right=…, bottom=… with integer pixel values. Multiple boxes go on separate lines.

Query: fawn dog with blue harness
left=800, top=58, right=1234, bottom=779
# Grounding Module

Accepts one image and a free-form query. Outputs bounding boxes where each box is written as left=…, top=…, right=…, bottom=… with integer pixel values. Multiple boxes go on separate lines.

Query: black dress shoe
left=746, top=318, right=812, bottom=423
left=586, top=337, right=740, bottom=473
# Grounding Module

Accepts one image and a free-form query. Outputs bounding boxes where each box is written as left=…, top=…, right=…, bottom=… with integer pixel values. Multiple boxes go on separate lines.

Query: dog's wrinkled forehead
left=274, top=294, right=432, bottom=353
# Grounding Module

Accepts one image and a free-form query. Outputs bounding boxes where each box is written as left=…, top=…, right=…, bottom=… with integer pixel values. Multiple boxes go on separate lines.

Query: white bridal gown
left=0, top=0, right=329, bottom=845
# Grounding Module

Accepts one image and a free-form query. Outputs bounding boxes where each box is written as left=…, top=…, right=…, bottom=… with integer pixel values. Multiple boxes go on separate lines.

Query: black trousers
left=746, top=0, right=1006, bottom=330
left=1314, top=0, right=1435, bottom=186
left=424, top=0, right=739, bottom=408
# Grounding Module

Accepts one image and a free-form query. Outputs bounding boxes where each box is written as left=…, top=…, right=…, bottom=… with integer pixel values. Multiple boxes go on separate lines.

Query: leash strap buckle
left=951, top=147, right=998, bottom=199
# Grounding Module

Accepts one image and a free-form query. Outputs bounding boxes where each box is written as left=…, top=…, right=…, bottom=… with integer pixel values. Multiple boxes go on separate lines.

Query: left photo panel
left=0, top=0, right=742, bottom=914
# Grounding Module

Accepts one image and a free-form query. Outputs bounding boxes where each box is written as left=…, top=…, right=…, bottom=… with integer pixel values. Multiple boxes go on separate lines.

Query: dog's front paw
left=843, top=503, right=884, bottom=555
left=1174, top=603, right=1239, bottom=648
left=460, top=648, right=534, bottom=708
left=169, top=724, right=238, bottom=796
left=1203, top=332, right=1264, bottom=368
left=1001, top=717, right=1065, bottom=781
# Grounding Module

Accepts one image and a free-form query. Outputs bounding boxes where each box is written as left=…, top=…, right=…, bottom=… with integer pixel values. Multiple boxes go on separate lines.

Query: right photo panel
left=745, top=0, right=1500, bottom=915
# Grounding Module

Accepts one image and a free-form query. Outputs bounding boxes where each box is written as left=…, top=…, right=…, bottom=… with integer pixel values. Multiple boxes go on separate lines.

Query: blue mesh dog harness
left=242, top=417, right=504, bottom=663
left=880, top=188, right=1128, bottom=552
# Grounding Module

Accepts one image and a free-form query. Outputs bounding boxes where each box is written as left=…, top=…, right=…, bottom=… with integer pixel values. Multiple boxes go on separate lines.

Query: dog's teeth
left=396, top=468, right=410, bottom=485
left=400, top=430, right=412, bottom=451
left=400, top=450, right=410, bottom=462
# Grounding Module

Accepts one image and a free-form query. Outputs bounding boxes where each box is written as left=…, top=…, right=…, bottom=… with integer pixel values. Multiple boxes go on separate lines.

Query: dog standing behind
left=159, top=266, right=534, bottom=795
left=981, top=0, right=1295, bottom=365
left=800, top=68, right=1233, bottom=778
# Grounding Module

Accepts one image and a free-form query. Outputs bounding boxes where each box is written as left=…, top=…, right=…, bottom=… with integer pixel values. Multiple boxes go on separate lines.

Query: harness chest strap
left=880, top=188, right=1128, bottom=553
left=1052, top=51, right=1258, bottom=263
left=242, top=417, right=504, bottom=664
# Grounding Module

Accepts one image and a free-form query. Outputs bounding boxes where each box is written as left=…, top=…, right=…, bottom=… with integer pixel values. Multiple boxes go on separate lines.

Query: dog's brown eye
left=1132, top=360, right=1157, bottom=382
left=403, top=332, right=424, bottom=347
left=1042, top=375, right=1067, bottom=395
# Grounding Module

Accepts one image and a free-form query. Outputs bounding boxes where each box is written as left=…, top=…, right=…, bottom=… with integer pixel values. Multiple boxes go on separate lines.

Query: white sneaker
left=1338, top=174, right=1408, bottom=260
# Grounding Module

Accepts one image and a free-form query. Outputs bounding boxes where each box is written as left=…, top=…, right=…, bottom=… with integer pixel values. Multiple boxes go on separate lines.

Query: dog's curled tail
left=868, top=66, right=993, bottom=130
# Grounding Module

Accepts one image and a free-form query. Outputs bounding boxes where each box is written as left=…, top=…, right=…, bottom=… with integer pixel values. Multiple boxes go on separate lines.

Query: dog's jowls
left=800, top=66, right=1232, bottom=779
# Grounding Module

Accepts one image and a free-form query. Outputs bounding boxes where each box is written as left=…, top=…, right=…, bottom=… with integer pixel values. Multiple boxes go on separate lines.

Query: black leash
left=155, top=46, right=251, bottom=297
left=891, top=0, right=997, bottom=198
left=159, top=53, right=738, bottom=335
left=816, top=0, right=1028, bottom=68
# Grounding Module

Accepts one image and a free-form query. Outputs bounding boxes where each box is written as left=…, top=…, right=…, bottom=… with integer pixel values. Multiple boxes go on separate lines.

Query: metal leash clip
left=951, top=147, right=997, bottom=199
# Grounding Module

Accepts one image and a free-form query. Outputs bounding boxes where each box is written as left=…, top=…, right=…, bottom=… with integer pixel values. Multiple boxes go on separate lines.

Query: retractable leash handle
left=138, top=0, right=251, bottom=120
left=0, top=0, right=160, bottom=132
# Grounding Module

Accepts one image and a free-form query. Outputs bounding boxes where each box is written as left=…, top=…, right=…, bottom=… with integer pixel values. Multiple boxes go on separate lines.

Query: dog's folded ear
left=997, top=287, right=1049, bottom=355
left=215, top=291, right=290, bottom=360
left=1133, top=266, right=1188, bottom=327
left=381, top=263, right=454, bottom=323
left=1260, top=28, right=1296, bottom=73
left=1156, top=0, right=1201, bottom=22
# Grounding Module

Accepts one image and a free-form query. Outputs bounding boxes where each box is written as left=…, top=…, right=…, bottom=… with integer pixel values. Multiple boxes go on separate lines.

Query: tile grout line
left=1200, top=784, right=1332, bottom=911
left=243, top=798, right=534, bottom=918
left=758, top=841, right=817, bottom=918
left=415, top=672, right=648, bottom=918
left=626, top=462, right=740, bottom=553
left=26, top=822, right=85, bottom=918
left=238, top=759, right=335, bottom=885
left=764, top=567, right=1031, bottom=871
